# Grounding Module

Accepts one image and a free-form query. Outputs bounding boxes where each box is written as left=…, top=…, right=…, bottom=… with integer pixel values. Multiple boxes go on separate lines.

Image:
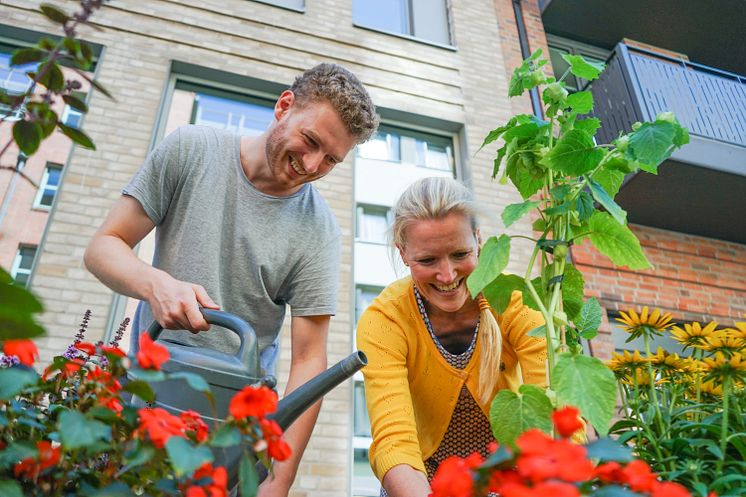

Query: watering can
left=130, top=308, right=367, bottom=487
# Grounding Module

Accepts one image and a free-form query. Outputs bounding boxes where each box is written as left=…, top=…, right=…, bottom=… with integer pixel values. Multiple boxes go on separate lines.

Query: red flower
left=619, top=460, right=659, bottom=493
left=101, top=345, right=127, bottom=358
left=259, top=418, right=292, bottom=461
left=429, top=455, right=474, bottom=497
left=61, top=357, right=85, bottom=377
left=515, top=430, right=593, bottom=483
left=181, top=410, right=210, bottom=443
left=137, top=407, right=187, bottom=448
left=229, top=386, right=278, bottom=419
left=75, top=341, right=97, bottom=355
left=137, top=332, right=170, bottom=370
left=3, top=339, right=38, bottom=366
left=594, top=461, right=623, bottom=483
left=552, top=406, right=583, bottom=439
left=13, top=440, right=61, bottom=480
left=184, top=463, right=228, bottom=497
left=532, top=481, right=580, bottom=497
left=652, top=482, right=693, bottom=497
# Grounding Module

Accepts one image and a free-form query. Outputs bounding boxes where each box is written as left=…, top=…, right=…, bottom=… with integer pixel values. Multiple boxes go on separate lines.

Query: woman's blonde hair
left=392, top=177, right=502, bottom=404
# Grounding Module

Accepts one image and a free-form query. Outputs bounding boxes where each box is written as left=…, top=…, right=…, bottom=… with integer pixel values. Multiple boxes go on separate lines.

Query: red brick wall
left=572, top=224, right=746, bottom=359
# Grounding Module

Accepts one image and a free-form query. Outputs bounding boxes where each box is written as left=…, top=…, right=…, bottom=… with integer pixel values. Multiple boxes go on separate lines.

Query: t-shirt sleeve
left=286, top=232, right=341, bottom=317
left=122, top=126, right=185, bottom=225
left=499, top=290, right=548, bottom=387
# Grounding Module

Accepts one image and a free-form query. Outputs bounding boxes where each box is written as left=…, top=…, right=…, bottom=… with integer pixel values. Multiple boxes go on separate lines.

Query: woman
left=357, top=177, right=547, bottom=497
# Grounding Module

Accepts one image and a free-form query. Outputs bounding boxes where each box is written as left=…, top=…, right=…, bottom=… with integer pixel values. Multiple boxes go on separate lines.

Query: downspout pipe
left=512, top=0, right=544, bottom=118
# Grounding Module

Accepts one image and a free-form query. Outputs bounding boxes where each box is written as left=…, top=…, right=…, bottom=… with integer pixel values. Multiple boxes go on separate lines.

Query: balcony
left=589, top=43, right=746, bottom=244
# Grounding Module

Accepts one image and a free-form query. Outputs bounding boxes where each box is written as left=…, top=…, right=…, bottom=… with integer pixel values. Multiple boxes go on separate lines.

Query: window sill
left=248, top=0, right=305, bottom=13
left=352, top=23, right=457, bottom=51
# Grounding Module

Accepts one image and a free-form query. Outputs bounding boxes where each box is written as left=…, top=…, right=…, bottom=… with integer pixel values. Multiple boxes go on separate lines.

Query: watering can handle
left=145, top=308, right=255, bottom=362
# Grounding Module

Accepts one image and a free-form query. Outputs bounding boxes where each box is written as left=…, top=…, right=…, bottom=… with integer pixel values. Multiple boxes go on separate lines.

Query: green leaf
left=482, top=274, right=525, bottom=315
left=502, top=200, right=540, bottom=228
left=467, top=235, right=511, bottom=297
left=574, top=297, right=602, bottom=336
left=593, top=486, right=644, bottom=497
left=0, top=367, right=39, bottom=400
left=567, top=91, right=593, bottom=114
left=37, top=61, right=64, bottom=92
left=89, top=483, right=133, bottom=497
left=58, top=410, right=111, bottom=450
left=562, top=54, right=604, bottom=81
left=62, top=93, right=88, bottom=112
left=627, top=121, right=676, bottom=170
left=527, top=325, right=546, bottom=338
left=552, top=353, right=617, bottom=436
left=10, top=48, right=45, bottom=66
left=166, top=437, right=214, bottom=477
left=239, top=452, right=259, bottom=497
left=576, top=191, right=595, bottom=222
left=12, top=120, right=43, bottom=155
left=561, top=264, right=585, bottom=321
left=123, top=444, right=156, bottom=470
left=574, top=117, right=601, bottom=136
left=57, top=123, right=96, bottom=150
left=479, top=119, right=516, bottom=152
left=40, top=4, right=71, bottom=24
left=592, top=167, right=626, bottom=198
left=588, top=212, right=652, bottom=270
left=584, top=438, right=634, bottom=463
left=123, top=380, right=156, bottom=403
left=127, top=367, right=166, bottom=382
left=210, top=424, right=242, bottom=448
left=589, top=179, right=627, bottom=225
left=541, top=129, right=604, bottom=176
left=73, top=68, right=115, bottom=100
left=510, top=165, right=545, bottom=200
left=0, top=479, right=24, bottom=497
left=502, top=122, right=541, bottom=142
left=490, top=384, right=553, bottom=447
left=0, top=441, right=36, bottom=469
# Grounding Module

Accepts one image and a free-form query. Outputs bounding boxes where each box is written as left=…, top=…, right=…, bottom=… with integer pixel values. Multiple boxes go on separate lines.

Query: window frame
left=352, top=0, right=456, bottom=49
left=33, top=162, right=63, bottom=210
left=546, top=34, right=610, bottom=92
left=10, top=245, right=37, bottom=287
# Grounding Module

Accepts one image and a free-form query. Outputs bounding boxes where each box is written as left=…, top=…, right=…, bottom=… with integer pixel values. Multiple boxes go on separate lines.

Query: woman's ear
left=396, top=244, right=409, bottom=267
left=475, top=228, right=482, bottom=251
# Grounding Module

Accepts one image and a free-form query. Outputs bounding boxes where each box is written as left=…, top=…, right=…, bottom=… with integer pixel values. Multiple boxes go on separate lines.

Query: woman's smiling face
left=398, top=212, right=479, bottom=315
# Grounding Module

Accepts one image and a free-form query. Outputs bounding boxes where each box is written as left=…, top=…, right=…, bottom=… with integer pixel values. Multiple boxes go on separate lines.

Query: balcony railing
left=591, top=43, right=746, bottom=148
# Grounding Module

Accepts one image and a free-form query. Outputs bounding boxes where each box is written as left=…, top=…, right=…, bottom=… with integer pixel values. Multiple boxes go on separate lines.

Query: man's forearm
left=259, top=355, right=326, bottom=495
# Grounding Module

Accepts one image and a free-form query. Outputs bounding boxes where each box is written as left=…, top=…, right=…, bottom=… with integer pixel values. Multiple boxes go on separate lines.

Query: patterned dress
left=380, top=286, right=495, bottom=496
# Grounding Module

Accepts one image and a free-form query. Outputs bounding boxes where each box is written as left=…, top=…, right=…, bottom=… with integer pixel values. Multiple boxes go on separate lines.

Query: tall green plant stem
left=643, top=333, right=666, bottom=439
left=717, top=375, right=731, bottom=474
left=523, top=242, right=555, bottom=382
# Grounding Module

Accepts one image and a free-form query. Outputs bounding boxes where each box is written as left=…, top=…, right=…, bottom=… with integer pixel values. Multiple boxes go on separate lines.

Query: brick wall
left=572, top=224, right=746, bottom=360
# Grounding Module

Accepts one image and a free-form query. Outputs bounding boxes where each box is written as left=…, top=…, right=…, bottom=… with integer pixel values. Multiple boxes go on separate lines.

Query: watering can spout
left=269, top=350, right=368, bottom=431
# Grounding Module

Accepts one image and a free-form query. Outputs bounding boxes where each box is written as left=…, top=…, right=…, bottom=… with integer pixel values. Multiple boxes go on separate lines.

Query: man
left=84, top=63, right=379, bottom=495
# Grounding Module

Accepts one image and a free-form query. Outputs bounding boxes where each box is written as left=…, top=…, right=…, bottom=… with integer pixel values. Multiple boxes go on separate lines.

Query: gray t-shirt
left=124, top=125, right=340, bottom=375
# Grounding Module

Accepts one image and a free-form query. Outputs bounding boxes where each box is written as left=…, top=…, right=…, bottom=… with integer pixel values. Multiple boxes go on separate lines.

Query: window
left=353, top=0, right=451, bottom=46
left=191, top=92, right=274, bottom=137
left=10, top=245, right=37, bottom=287
left=352, top=380, right=379, bottom=496
left=33, top=163, right=63, bottom=209
left=355, top=285, right=383, bottom=324
left=547, top=35, right=609, bottom=93
left=61, top=91, right=86, bottom=128
left=0, top=49, right=35, bottom=121
left=356, top=205, right=390, bottom=244
left=356, top=126, right=455, bottom=173
left=251, top=0, right=304, bottom=11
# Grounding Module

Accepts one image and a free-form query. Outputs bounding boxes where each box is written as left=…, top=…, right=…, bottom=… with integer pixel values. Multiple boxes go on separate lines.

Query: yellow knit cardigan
left=356, top=276, right=547, bottom=481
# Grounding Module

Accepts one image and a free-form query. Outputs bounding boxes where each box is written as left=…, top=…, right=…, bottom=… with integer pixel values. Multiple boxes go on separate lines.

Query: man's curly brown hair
left=290, top=63, right=379, bottom=144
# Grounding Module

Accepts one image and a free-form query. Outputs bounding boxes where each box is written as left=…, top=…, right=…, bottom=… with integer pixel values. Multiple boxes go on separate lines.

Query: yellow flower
left=670, top=321, right=719, bottom=350
left=698, top=379, right=723, bottom=397
left=621, top=368, right=666, bottom=388
left=608, top=349, right=648, bottom=373
left=732, top=317, right=746, bottom=346
left=649, top=347, right=689, bottom=375
left=702, top=352, right=746, bottom=383
left=616, top=307, right=673, bottom=339
left=702, top=331, right=745, bottom=358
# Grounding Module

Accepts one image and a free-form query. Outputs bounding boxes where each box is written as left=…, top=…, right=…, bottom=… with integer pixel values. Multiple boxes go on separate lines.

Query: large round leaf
left=490, top=384, right=553, bottom=447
